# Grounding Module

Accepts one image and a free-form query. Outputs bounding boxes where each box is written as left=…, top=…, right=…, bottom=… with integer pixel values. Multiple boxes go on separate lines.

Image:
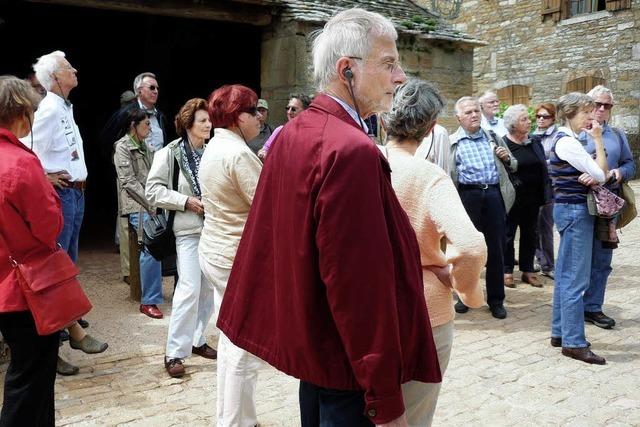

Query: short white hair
left=311, top=8, right=397, bottom=91
left=587, top=85, right=615, bottom=104
left=454, top=96, right=479, bottom=115
left=133, top=72, right=157, bottom=94
left=33, top=50, right=66, bottom=91
left=503, top=104, right=528, bottom=132
left=478, top=90, right=498, bottom=106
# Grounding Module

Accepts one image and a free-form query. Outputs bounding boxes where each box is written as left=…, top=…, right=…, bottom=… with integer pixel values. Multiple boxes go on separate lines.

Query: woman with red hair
left=197, top=84, right=263, bottom=427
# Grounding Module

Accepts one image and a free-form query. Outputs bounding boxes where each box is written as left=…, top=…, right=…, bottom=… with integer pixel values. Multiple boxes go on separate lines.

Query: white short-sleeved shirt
left=20, top=92, right=87, bottom=181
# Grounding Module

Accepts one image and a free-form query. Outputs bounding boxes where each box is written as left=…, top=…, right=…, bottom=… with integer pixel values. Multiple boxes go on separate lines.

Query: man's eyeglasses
left=286, top=106, right=298, bottom=112
left=242, top=106, right=259, bottom=116
left=595, top=102, right=613, bottom=110
left=536, top=114, right=553, bottom=119
left=146, top=85, right=159, bottom=91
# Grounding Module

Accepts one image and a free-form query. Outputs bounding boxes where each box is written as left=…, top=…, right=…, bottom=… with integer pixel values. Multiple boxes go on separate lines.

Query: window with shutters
left=565, top=76, right=606, bottom=93
left=497, top=85, right=531, bottom=106
left=541, top=0, right=630, bottom=21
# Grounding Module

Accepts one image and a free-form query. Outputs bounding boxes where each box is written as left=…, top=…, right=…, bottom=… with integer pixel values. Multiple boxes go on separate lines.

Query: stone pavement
left=2, top=181, right=640, bottom=426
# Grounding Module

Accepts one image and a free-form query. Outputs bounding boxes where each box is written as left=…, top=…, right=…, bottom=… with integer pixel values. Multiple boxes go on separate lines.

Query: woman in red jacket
left=0, top=75, right=63, bottom=426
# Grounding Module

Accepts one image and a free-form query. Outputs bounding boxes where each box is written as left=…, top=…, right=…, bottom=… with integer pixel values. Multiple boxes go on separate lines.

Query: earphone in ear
left=343, top=68, right=354, bottom=80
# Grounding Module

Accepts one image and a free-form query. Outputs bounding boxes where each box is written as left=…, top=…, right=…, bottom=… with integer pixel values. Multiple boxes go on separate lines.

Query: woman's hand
left=427, top=265, right=452, bottom=288
left=611, top=168, right=623, bottom=184
left=585, top=120, right=603, bottom=140
left=578, top=173, right=598, bottom=187
left=185, top=196, right=205, bottom=215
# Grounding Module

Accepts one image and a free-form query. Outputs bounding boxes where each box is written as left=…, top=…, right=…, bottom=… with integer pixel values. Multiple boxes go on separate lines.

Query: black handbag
left=142, top=158, right=179, bottom=261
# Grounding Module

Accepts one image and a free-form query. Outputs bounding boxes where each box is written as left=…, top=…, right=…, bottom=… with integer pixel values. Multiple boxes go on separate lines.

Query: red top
left=217, top=94, right=441, bottom=424
left=0, top=128, right=63, bottom=313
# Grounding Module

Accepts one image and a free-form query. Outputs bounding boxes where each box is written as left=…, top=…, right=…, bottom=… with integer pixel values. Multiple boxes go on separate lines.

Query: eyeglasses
left=145, top=85, right=159, bottom=91
left=536, top=114, right=553, bottom=119
left=595, top=102, right=613, bottom=110
left=286, top=106, right=298, bottom=112
left=242, top=106, right=259, bottom=116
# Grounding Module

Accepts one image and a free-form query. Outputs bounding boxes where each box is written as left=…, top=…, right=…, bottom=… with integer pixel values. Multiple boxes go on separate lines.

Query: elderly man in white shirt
left=479, top=91, right=508, bottom=138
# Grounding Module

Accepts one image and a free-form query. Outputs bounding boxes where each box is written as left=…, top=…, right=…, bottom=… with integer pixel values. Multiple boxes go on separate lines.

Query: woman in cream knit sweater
left=382, top=79, right=487, bottom=426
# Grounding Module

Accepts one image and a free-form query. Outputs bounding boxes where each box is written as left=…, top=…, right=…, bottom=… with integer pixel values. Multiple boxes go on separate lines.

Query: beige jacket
left=145, top=139, right=204, bottom=236
left=114, top=135, right=154, bottom=215
left=387, top=147, right=487, bottom=327
left=198, top=128, right=262, bottom=268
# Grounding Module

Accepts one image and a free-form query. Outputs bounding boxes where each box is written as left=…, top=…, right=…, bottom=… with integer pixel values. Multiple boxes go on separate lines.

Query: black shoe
left=584, top=311, right=615, bottom=329
left=77, top=318, right=89, bottom=329
left=490, top=304, right=507, bottom=319
left=454, top=300, right=469, bottom=313
left=550, top=337, right=590, bottom=348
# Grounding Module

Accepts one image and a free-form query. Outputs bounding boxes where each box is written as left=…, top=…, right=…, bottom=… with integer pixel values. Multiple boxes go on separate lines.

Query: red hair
left=207, top=84, right=258, bottom=128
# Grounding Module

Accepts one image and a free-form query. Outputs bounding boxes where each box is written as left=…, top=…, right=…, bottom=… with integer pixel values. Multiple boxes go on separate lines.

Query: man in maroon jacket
left=216, top=8, right=441, bottom=427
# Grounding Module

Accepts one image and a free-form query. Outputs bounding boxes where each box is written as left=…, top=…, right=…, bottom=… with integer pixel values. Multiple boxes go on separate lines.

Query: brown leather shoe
left=165, top=358, right=185, bottom=378
left=522, top=273, right=542, bottom=288
left=504, top=274, right=515, bottom=288
left=140, top=304, right=163, bottom=319
left=561, top=347, right=605, bottom=365
left=192, top=343, right=218, bottom=359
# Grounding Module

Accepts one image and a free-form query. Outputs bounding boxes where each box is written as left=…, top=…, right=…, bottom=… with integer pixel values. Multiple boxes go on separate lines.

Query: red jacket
left=217, top=94, right=441, bottom=424
left=0, top=128, right=63, bottom=313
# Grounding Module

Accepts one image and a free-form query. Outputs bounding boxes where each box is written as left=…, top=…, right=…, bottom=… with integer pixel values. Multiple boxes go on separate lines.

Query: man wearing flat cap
left=247, top=98, right=272, bottom=155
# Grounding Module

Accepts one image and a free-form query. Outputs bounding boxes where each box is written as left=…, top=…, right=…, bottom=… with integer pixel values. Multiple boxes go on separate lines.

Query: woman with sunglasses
left=531, top=103, right=558, bottom=280
left=579, top=85, right=636, bottom=330
left=114, top=107, right=165, bottom=319
left=258, top=93, right=311, bottom=159
left=197, top=84, right=264, bottom=427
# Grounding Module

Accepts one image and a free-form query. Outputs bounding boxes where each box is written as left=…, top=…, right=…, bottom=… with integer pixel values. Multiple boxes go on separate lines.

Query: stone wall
left=260, top=19, right=475, bottom=131
left=451, top=0, right=640, bottom=170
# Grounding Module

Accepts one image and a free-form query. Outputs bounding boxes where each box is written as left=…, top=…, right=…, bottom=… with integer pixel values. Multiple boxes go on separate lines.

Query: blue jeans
left=129, top=212, right=163, bottom=305
left=551, top=203, right=594, bottom=348
left=56, top=188, right=85, bottom=263
left=583, top=238, right=613, bottom=312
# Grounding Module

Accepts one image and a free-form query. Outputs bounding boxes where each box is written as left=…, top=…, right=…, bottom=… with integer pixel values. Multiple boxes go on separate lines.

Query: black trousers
left=458, top=186, right=506, bottom=307
left=0, top=311, right=59, bottom=427
left=505, top=201, right=540, bottom=274
left=299, top=381, right=373, bottom=427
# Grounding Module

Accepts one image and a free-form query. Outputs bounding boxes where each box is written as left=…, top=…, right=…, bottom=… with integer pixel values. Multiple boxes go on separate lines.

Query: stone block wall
left=451, top=1, right=640, bottom=146
left=260, top=19, right=476, bottom=131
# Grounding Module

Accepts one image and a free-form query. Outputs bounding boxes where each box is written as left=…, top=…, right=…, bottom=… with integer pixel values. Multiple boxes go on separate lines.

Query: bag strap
left=167, top=157, right=179, bottom=229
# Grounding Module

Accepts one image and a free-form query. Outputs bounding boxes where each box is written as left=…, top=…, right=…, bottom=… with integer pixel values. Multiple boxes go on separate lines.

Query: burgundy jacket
left=0, top=128, right=63, bottom=313
left=217, top=95, right=441, bottom=424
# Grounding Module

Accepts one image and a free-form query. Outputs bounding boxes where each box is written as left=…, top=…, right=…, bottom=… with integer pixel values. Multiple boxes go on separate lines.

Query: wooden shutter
left=498, top=85, right=531, bottom=106
left=605, top=0, right=631, bottom=11
left=565, top=76, right=606, bottom=93
left=541, top=0, right=563, bottom=22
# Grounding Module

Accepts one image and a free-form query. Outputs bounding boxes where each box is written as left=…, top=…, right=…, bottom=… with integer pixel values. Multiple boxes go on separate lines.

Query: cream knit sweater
left=387, top=146, right=487, bottom=327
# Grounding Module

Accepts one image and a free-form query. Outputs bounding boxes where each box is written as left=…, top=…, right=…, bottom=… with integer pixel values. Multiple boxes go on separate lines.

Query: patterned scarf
left=179, top=138, right=203, bottom=197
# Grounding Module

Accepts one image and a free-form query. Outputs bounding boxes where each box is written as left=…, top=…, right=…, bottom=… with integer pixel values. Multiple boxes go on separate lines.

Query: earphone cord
left=346, top=77, right=367, bottom=132
left=54, top=77, right=70, bottom=106
left=27, top=113, right=33, bottom=150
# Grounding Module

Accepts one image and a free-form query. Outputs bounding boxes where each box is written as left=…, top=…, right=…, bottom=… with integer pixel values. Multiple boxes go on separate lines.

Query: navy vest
left=549, top=131, right=589, bottom=204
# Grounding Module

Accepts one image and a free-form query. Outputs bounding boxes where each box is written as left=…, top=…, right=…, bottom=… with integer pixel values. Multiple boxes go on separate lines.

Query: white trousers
left=199, top=257, right=262, bottom=427
left=402, top=321, right=454, bottom=427
left=165, top=234, right=215, bottom=359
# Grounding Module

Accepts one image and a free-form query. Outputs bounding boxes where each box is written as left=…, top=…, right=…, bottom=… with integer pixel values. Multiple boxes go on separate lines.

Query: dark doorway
left=1, top=1, right=262, bottom=246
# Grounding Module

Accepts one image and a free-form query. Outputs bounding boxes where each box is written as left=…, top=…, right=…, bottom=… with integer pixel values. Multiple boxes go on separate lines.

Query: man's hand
left=185, top=196, right=205, bottom=215
left=377, top=413, right=408, bottom=427
left=495, top=146, right=510, bottom=162
left=427, top=265, right=452, bottom=288
left=46, top=171, right=72, bottom=189
left=578, top=173, right=598, bottom=187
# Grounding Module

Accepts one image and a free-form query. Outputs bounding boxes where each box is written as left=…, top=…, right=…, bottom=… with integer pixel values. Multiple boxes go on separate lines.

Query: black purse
left=142, top=158, right=179, bottom=261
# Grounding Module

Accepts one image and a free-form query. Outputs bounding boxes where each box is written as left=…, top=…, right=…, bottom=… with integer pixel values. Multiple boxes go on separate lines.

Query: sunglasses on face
left=595, top=102, right=613, bottom=110
left=536, top=114, right=552, bottom=119
left=242, top=106, right=259, bottom=116
left=146, top=85, right=159, bottom=91
left=286, top=106, right=299, bottom=112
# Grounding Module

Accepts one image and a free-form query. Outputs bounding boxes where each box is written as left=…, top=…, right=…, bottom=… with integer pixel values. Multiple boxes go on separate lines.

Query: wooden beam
left=26, top=0, right=273, bottom=26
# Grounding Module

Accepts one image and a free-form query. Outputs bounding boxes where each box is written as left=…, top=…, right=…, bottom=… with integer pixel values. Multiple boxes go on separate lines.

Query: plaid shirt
left=454, top=130, right=499, bottom=185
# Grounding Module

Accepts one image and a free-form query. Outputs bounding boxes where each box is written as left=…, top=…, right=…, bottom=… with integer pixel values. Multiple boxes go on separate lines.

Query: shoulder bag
left=0, top=233, right=92, bottom=336
left=587, top=184, right=625, bottom=219
left=611, top=127, right=637, bottom=228
left=142, top=157, right=179, bottom=261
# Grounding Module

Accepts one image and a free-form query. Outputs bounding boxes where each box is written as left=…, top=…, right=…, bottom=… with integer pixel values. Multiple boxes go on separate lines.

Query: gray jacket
left=145, top=138, right=204, bottom=236
left=448, top=127, right=518, bottom=213
left=114, top=135, right=154, bottom=215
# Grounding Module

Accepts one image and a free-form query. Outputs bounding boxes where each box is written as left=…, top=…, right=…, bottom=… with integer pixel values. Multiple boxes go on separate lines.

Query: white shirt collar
left=326, top=95, right=369, bottom=134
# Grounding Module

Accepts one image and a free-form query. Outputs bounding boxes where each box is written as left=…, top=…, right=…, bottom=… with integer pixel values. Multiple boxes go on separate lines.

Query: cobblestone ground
left=2, top=182, right=640, bottom=426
